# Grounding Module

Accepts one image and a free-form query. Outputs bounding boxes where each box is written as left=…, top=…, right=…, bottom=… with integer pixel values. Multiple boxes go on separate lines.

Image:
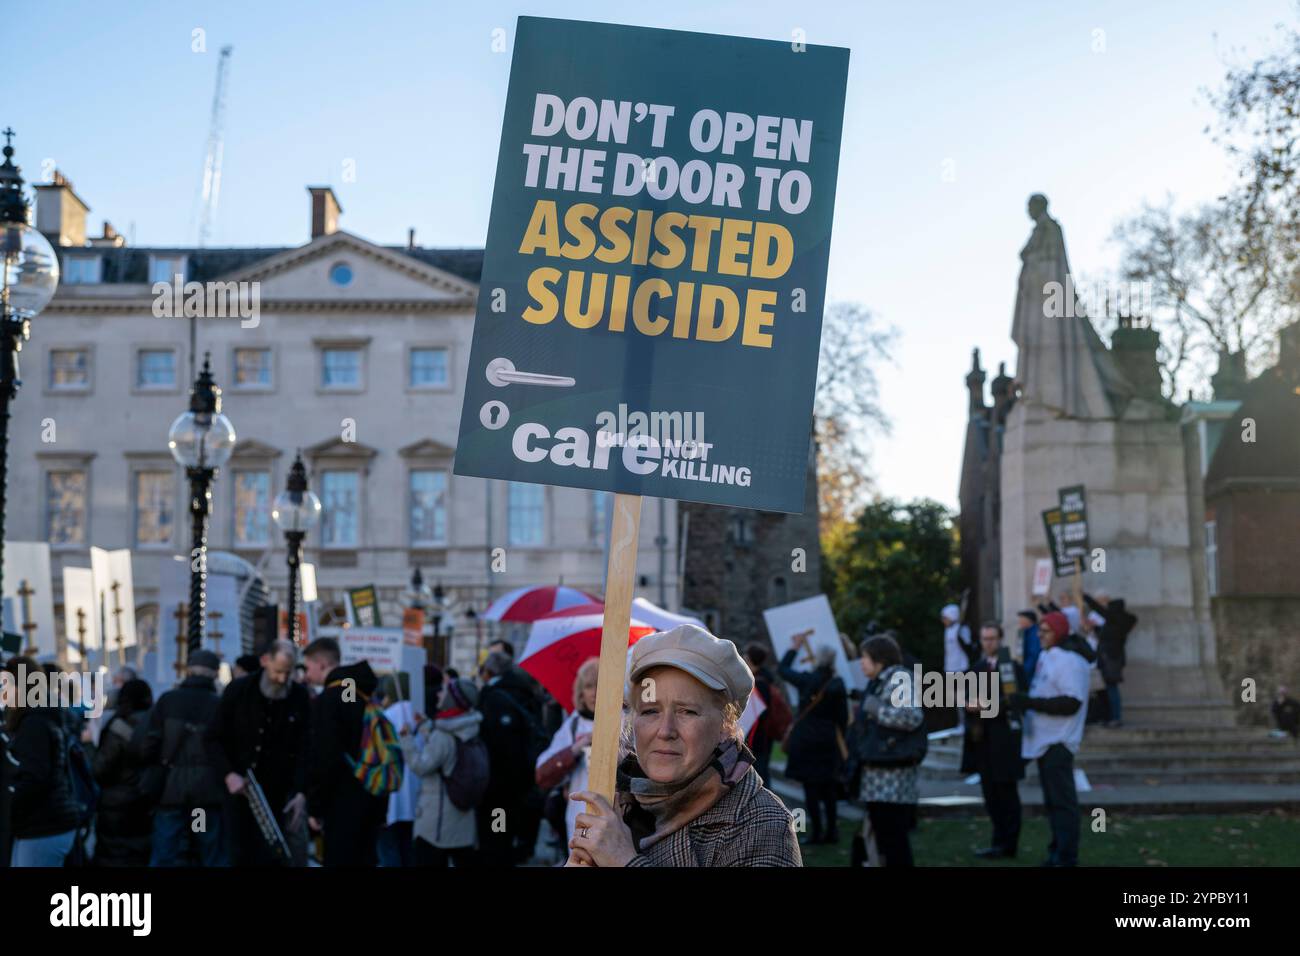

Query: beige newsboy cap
left=627, top=624, right=753, bottom=711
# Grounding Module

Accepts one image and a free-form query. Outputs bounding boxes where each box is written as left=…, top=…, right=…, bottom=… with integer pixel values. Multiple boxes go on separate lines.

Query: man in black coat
left=218, top=639, right=311, bottom=866
left=1084, top=592, right=1137, bottom=728
left=778, top=633, right=848, bottom=846
left=486, top=639, right=550, bottom=862
left=304, top=638, right=386, bottom=866
left=960, top=623, right=1026, bottom=859
left=133, top=650, right=230, bottom=866
left=477, top=650, right=545, bottom=866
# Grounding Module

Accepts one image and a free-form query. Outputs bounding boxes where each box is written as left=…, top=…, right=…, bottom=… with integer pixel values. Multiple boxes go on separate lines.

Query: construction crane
left=197, top=45, right=233, bottom=249
left=190, top=45, right=232, bottom=382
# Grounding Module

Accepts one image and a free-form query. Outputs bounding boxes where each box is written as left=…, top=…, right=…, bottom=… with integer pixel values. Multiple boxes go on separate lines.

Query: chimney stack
left=407, top=227, right=416, bottom=251
left=1110, top=311, right=1164, bottom=402
left=33, top=170, right=89, bottom=246
left=308, top=186, right=342, bottom=239
left=89, top=220, right=126, bottom=248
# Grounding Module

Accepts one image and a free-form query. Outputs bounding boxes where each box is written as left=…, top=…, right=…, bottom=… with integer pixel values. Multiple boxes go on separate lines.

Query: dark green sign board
left=1041, top=508, right=1073, bottom=577
left=453, top=17, right=850, bottom=513
left=1058, top=484, right=1089, bottom=560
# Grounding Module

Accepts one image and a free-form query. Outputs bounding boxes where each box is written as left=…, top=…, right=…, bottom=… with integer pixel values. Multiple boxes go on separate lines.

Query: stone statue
left=1011, top=194, right=1132, bottom=418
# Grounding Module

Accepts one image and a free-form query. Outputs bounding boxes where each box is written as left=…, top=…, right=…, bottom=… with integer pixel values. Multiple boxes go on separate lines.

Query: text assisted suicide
left=517, top=199, right=793, bottom=348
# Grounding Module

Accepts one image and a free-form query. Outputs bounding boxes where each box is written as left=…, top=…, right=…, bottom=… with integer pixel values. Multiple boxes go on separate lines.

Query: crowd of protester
left=0, top=624, right=804, bottom=868
left=7, top=586, right=1293, bottom=869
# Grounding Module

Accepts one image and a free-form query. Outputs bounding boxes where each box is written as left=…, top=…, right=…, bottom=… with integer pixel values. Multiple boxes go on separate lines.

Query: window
left=320, top=471, right=359, bottom=547
left=148, top=255, right=186, bottom=284
left=729, top=514, right=753, bottom=547
left=591, top=491, right=610, bottom=543
left=46, top=470, right=87, bottom=545
left=1205, top=520, right=1218, bottom=597
left=507, top=482, right=545, bottom=546
left=234, top=471, right=272, bottom=546
left=321, top=348, right=362, bottom=389
left=233, top=348, right=272, bottom=388
left=329, top=262, right=353, bottom=286
left=134, top=470, right=175, bottom=546
left=62, top=256, right=101, bottom=285
left=136, top=349, right=176, bottom=389
left=409, top=470, right=448, bottom=545
left=49, top=349, right=90, bottom=390
left=409, top=348, right=449, bottom=388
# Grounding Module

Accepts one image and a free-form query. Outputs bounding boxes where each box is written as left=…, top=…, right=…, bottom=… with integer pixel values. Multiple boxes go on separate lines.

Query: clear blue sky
left=11, top=0, right=1296, bottom=508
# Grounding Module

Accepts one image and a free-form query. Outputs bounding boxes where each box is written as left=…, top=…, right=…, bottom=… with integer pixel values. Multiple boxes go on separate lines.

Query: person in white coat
left=534, top=657, right=598, bottom=855
left=941, top=604, right=975, bottom=674
left=400, top=677, right=483, bottom=867
left=378, top=675, right=420, bottom=866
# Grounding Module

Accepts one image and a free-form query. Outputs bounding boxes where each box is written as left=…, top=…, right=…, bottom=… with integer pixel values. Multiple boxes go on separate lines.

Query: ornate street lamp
left=271, top=453, right=320, bottom=644
left=0, top=129, right=59, bottom=602
left=168, top=353, right=236, bottom=654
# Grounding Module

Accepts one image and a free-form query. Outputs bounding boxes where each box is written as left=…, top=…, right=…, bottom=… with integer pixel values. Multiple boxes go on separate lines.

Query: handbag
left=855, top=684, right=928, bottom=767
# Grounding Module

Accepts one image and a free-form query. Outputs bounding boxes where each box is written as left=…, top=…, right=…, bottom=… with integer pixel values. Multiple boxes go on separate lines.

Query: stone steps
left=1119, top=700, right=1238, bottom=727
left=923, top=723, right=1300, bottom=784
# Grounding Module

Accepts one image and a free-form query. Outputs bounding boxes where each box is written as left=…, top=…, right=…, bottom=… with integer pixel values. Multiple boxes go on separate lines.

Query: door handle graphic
left=486, top=357, right=576, bottom=388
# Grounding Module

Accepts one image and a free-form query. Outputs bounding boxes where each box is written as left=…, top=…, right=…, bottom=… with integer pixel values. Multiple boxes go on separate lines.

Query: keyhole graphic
left=480, top=401, right=509, bottom=430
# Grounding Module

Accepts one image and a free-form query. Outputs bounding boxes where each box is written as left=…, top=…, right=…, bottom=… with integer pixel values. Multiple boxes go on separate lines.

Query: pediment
left=215, top=231, right=477, bottom=304
left=230, top=438, right=283, bottom=460
left=304, top=436, right=380, bottom=460
left=398, top=438, right=456, bottom=459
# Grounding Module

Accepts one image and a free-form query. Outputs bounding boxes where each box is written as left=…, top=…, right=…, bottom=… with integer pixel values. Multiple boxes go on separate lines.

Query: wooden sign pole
left=1072, top=557, right=1084, bottom=623
left=587, top=492, right=643, bottom=806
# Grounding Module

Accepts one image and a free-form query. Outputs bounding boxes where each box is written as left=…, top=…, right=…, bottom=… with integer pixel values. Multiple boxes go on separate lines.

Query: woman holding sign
left=566, top=625, right=801, bottom=867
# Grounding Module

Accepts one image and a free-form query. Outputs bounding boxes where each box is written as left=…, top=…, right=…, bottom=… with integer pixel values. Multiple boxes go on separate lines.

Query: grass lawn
left=798, top=810, right=1300, bottom=867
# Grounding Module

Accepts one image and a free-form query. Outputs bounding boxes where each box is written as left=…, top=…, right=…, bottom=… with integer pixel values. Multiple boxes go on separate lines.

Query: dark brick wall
left=1213, top=595, right=1300, bottom=726
left=679, top=450, right=822, bottom=650
left=1211, top=489, right=1300, bottom=596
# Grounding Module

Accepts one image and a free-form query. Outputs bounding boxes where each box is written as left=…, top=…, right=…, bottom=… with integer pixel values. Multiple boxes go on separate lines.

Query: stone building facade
left=13, top=175, right=680, bottom=662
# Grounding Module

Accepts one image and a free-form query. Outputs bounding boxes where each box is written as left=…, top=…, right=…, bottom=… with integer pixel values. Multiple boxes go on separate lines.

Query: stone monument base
left=1000, top=398, right=1225, bottom=715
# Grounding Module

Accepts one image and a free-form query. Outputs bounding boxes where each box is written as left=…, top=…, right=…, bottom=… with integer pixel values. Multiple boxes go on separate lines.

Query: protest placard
left=763, top=594, right=864, bottom=703
left=453, top=16, right=848, bottom=806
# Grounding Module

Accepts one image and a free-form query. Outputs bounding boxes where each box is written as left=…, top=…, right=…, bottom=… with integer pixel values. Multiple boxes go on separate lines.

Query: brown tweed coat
left=624, top=767, right=802, bottom=867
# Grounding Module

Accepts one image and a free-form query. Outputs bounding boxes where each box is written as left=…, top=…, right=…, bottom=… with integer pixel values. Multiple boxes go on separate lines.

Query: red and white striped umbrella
left=519, top=602, right=655, bottom=712
left=482, top=585, right=600, bottom=623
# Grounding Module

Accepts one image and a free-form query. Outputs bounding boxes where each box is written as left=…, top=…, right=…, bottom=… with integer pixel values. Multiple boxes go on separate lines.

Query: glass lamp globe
left=2, top=221, right=60, bottom=319
left=272, top=487, right=322, bottom=532
left=167, top=409, right=237, bottom=469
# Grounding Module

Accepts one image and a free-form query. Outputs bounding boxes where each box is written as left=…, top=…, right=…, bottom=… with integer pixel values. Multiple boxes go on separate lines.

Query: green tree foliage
left=823, top=498, right=960, bottom=672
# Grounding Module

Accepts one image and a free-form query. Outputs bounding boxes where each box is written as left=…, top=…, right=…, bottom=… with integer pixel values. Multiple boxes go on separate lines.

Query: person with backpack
left=133, top=649, right=229, bottom=866
left=400, top=677, right=485, bottom=867
left=304, top=638, right=391, bottom=866
left=4, top=656, right=86, bottom=867
left=743, top=644, right=792, bottom=786
left=217, top=639, right=312, bottom=866
left=535, top=657, right=598, bottom=854
left=778, top=634, right=848, bottom=846
left=91, top=678, right=154, bottom=866
left=477, top=651, right=546, bottom=867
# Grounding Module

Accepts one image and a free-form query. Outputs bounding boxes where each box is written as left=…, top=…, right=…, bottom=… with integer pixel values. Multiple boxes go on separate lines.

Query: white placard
left=62, top=567, right=99, bottom=664
left=762, top=593, right=865, bottom=704
left=156, top=555, right=191, bottom=686
left=89, top=546, right=113, bottom=666
left=338, top=626, right=404, bottom=673
left=1031, top=558, right=1053, bottom=597
left=105, top=549, right=138, bottom=652
left=299, top=563, right=318, bottom=603
left=3, top=541, right=56, bottom=657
